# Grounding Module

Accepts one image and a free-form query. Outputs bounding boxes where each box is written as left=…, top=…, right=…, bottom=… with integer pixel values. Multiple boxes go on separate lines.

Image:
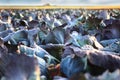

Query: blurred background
left=0, top=0, right=120, bottom=6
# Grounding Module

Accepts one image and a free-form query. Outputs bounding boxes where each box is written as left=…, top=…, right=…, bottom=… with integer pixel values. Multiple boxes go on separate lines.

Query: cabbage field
left=0, top=9, right=120, bottom=80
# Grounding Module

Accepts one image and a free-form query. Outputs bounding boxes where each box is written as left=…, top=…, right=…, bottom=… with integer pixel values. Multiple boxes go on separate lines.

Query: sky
left=0, top=0, right=120, bottom=6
